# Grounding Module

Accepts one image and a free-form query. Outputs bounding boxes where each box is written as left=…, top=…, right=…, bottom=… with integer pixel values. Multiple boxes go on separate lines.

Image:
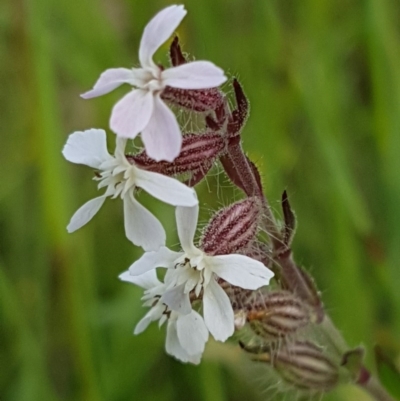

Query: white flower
left=129, top=204, right=274, bottom=341
left=62, top=128, right=198, bottom=251
left=81, top=5, right=227, bottom=162
left=119, top=270, right=209, bottom=364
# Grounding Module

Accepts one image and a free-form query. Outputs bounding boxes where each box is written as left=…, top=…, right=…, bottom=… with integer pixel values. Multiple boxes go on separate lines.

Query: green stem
left=321, top=315, right=396, bottom=401
left=361, top=376, right=397, bottom=401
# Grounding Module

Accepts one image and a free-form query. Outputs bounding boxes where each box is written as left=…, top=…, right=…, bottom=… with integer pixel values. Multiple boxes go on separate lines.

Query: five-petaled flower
left=119, top=270, right=209, bottom=364
left=129, top=204, right=274, bottom=342
left=81, top=5, right=227, bottom=162
left=62, top=128, right=198, bottom=250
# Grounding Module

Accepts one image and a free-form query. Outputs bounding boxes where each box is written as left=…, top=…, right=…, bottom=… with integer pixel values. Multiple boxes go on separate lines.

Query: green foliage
left=1, top=0, right=400, bottom=400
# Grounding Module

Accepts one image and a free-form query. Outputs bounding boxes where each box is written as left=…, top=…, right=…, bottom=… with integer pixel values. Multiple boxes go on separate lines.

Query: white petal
left=110, top=89, right=154, bottom=139
left=176, top=204, right=199, bottom=253
left=62, top=129, right=112, bottom=169
left=177, top=311, right=208, bottom=355
left=67, top=196, right=107, bottom=232
left=129, top=246, right=181, bottom=275
left=209, top=254, right=274, bottom=290
left=134, top=305, right=163, bottom=335
left=139, top=5, right=187, bottom=68
left=166, top=319, right=200, bottom=364
left=81, top=68, right=134, bottom=99
left=141, top=96, right=182, bottom=162
left=134, top=313, right=153, bottom=335
left=162, top=61, right=227, bottom=89
left=160, top=284, right=191, bottom=315
left=118, top=269, right=161, bottom=289
left=203, top=279, right=234, bottom=341
left=123, top=194, right=165, bottom=251
left=135, top=168, right=197, bottom=207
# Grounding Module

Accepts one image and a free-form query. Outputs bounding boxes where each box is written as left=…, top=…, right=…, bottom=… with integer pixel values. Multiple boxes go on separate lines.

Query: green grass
left=1, top=0, right=400, bottom=400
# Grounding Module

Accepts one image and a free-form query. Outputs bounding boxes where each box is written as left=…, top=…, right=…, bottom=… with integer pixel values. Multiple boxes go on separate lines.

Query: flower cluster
left=63, top=4, right=274, bottom=364
left=62, top=5, right=395, bottom=400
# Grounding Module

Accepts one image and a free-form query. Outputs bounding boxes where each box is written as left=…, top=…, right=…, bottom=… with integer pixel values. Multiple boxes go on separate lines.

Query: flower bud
left=130, top=133, right=225, bottom=186
left=200, top=197, right=262, bottom=255
left=247, top=291, right=312, bottom=340
left=273, top=341, right=340, bottom=391
left=162, top=87, right=225, bottom=113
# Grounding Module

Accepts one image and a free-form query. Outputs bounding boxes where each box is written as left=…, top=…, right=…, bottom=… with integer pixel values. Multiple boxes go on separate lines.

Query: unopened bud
left=273, top=341, right=339, bottom=391
left=200, top=197, right=262, bottom=255
left=162, top=87, right=225, bottom=113
left=130, top=133, right=225, bottom=186
left=247, top=291, right=312, bottom=340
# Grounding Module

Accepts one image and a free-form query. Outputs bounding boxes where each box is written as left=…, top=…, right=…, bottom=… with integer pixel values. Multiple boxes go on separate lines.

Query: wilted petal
left=135, top=168, right=197, bottom=207
left=209, top=254, right=274, bottom=290
left=67, top=195, right=107, bottom=232
left=141, top=96, right=182, bottom=162
left=160, top=284, right=191, bottom=315
left=203, top=279, right=234, bottom=341
left=139, top=5, right=187, bottom=68
left=119, top=269, right=161, bottom=289
left=166, top=319, right=200, bottom=364
left=81, top=68, right=134, bottom=99
left=177, top=311, right=208, bottom=355
left=62, top=129, right=112, bottom=169
left=162, top=61, right=227, bottom=89
left=123, top=194, right=165, bottom=251
left=176, top=204, right=199, bottom=254
left=110, top=89, right=154, bottom=139
left=129, top=246, right=181, bottom=275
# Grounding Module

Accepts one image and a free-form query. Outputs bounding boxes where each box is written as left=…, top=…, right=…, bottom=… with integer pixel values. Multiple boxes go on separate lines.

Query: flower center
left=97, top=157, right=137, bottom=199
left=142, top=67, right=164, bottom=93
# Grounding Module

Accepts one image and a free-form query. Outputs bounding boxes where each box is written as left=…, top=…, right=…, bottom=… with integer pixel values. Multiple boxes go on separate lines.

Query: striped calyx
left=273, top=341, right=340, bottom=391
left=200, top=197, right=262, bottom=256
left=162, top=86, right=225, bottom=113
left=247, top=291, right=312, bottom=340
left=130, top=132, right=225, bottom=186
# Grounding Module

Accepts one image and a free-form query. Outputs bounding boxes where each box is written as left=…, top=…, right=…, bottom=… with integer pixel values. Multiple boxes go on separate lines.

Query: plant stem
left=321, top=316, right=397, bottom=401
left=361, top=375, right=397, bottom=401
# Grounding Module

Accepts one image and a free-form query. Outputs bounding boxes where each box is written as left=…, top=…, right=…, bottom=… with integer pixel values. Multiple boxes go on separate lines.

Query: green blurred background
left=1, top=0, right=400, bottom=400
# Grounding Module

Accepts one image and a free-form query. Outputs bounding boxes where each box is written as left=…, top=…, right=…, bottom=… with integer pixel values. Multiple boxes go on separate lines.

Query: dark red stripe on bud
left=129, top=133, right=225, bottom=185
left=273, top=341, right=340, bottom=391
left=162, top=87, right=225, bottom=113
left=247, top=291, right=311, bottom=339
left=200, top=197, right=262, bottom=255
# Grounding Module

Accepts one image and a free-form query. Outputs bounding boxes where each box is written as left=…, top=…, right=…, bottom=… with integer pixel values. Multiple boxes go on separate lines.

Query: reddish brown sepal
left=169, top=36, right=187, bottom=66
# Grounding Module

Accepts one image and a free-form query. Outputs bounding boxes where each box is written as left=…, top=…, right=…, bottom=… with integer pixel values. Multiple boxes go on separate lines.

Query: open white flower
left=62, top=128, right=198, bottom=251
left=129, top=204, right=274, bottom=342
left=119, top=270, right=209, bottom=364
left=81, top=5, right=227, bottom=162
